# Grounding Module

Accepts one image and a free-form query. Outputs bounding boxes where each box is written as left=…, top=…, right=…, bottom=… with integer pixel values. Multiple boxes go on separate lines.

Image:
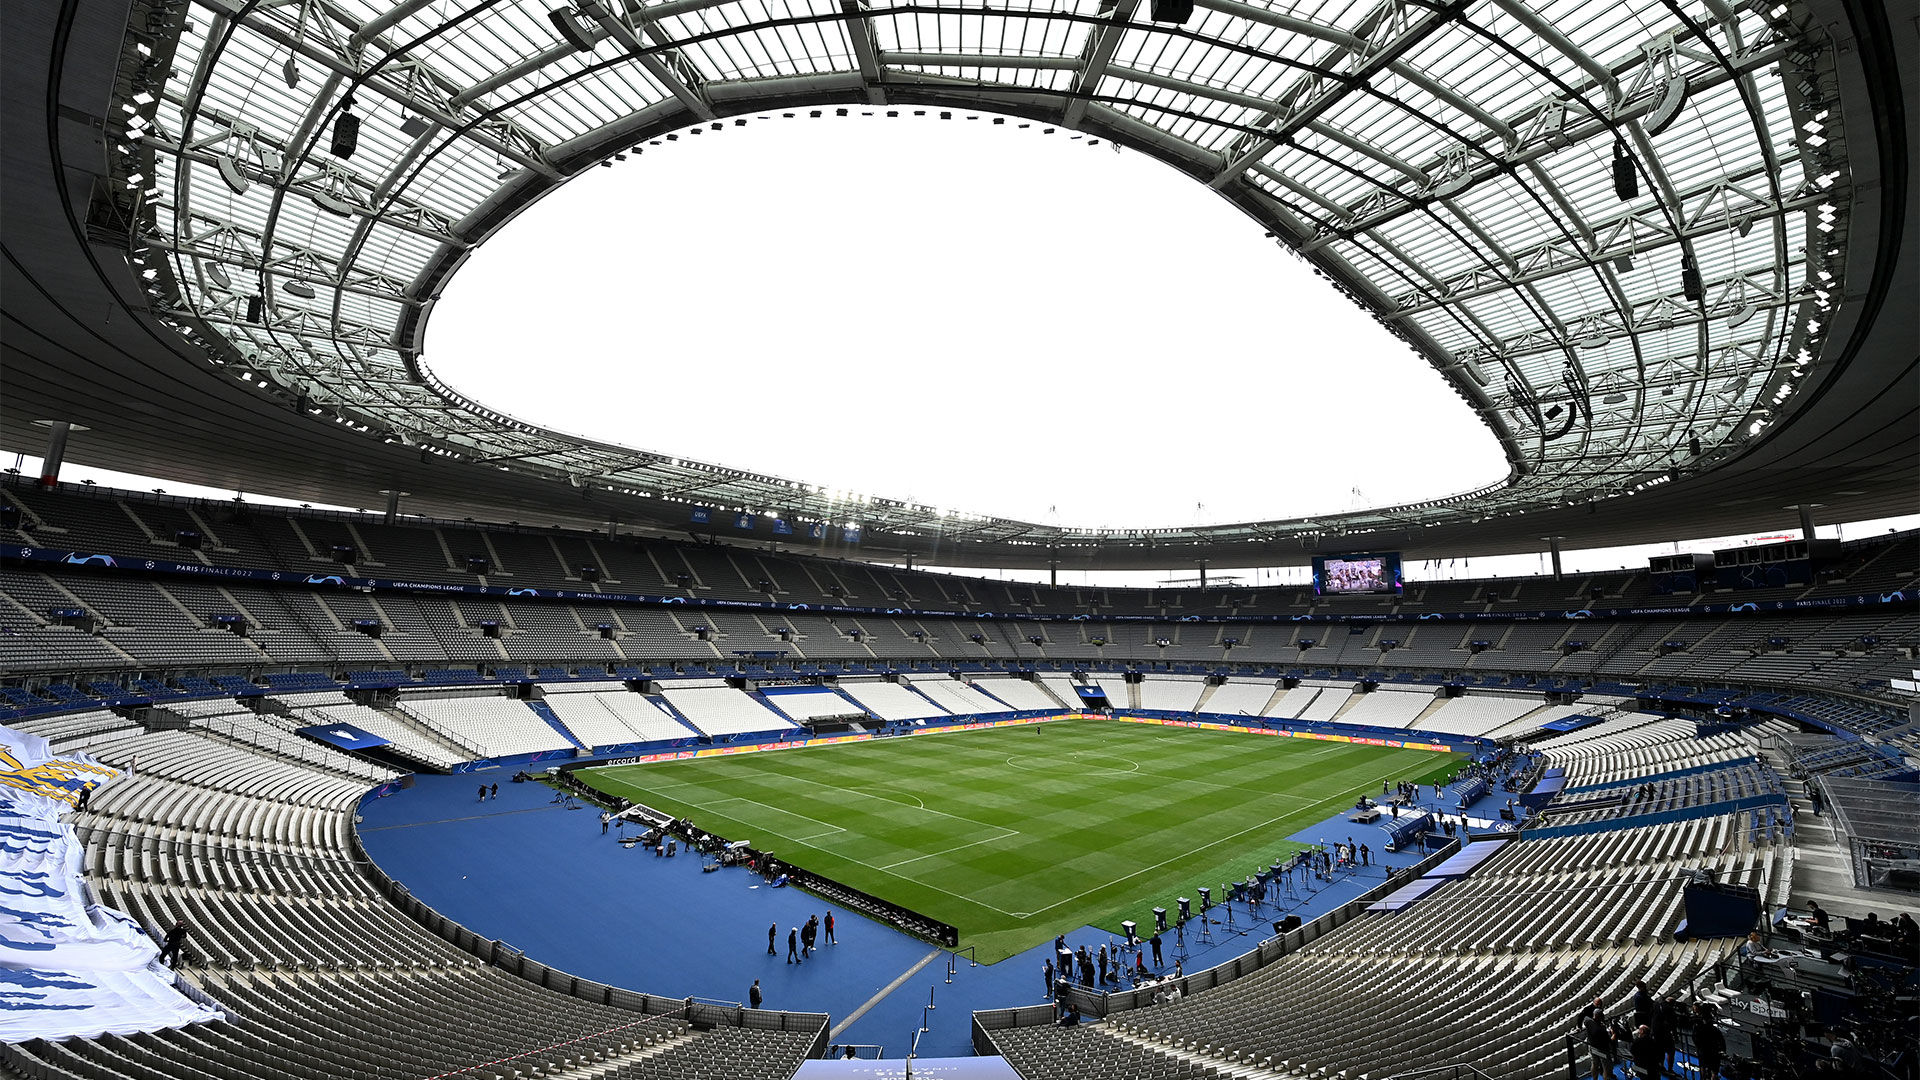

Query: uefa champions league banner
left=0, top=726, right=224, bottom=1041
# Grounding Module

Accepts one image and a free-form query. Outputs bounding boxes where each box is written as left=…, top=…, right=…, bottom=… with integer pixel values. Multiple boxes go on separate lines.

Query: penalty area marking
left=702, top=796, right=847, bottom=843
left=873, top=828, right=1022, bottom=872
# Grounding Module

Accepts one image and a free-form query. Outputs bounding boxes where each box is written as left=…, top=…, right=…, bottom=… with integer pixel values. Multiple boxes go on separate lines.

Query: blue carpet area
left=358, top=768, right=1432, bottom=1059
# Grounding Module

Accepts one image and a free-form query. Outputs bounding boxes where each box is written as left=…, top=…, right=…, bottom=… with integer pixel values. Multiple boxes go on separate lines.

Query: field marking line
left=770, top=771, right=1021, bottom=838
left=995, top=751, right=1317, bottom=804
left=830, top=947, right=943, bottom=1038
left=864, top=788, right=926, bottom=810
left=999, top=753, right=1141, bottom=776
left=999, top=811, right=1308, bottom=921
left=704, top=795, right=846, bottom=842
left=875, top=829, right=1022, bottom=872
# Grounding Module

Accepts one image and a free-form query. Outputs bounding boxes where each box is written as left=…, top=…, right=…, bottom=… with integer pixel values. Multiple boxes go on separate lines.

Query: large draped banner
left=0, top=725, right=224, bottom=1041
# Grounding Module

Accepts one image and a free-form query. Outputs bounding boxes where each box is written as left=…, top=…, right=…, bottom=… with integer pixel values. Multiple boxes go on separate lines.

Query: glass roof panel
left=117, top=0, right=1852, bottom=541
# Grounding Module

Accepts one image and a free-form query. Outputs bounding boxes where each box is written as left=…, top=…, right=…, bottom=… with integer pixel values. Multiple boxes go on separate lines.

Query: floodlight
left=548, top=7, right=598, bottom=51
left=311, top=189, right=354, bottom=217
left=1645, top=76, right=1687, bottom=135
left=217, top=152, right=249, bottom=194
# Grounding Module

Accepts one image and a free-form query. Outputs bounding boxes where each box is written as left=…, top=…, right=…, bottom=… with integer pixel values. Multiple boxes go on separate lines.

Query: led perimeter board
left=1313, top=552, right=1403, bottom=595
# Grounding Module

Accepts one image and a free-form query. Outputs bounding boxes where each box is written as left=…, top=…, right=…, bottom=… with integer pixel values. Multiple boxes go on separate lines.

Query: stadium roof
left=2, top=0, right=1913, bottom=571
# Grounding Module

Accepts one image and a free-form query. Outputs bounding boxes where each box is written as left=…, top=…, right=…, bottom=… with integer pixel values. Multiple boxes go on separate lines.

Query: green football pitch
left=579, top=717, right=1457, bottom=962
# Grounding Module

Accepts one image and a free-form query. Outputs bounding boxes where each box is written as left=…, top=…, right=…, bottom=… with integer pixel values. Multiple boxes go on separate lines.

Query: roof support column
left=1790, top=503, right=1822, bottom=542
left=1543, top=535, right=1563, bottom=580
left=35, top=420, right=81, bottom=488
left=382, top=488, right=406, bottom=525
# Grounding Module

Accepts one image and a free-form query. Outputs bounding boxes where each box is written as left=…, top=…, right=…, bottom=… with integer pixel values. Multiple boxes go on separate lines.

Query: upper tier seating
left=6, top=483, right=1913, bottom=698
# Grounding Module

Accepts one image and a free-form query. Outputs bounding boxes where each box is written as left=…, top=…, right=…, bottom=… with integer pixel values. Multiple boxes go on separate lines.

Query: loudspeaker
left=246, top=295, right=263, bottom=323
left=1682, top=262, right=1703, bottom=302
left=1612, top=143, right=1637, bottom=200
left=330, top=111, right=360, bottom=159
left=1149, top=0, right=1193, bottom=21
left=466, top=556, right=489, bottom=574
left=579, top=564, right=600, bottom=582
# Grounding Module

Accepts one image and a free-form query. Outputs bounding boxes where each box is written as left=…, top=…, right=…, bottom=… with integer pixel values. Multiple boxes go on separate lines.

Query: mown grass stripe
left=579, top=717, right=1456, bottom=961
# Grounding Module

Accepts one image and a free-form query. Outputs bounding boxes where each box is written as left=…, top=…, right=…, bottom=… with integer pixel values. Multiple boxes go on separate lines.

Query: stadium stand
left=997, top=810, right=1784, bottom=1080
left=836, top=679, right=951, bottom=722
left=394, top=692, right=575, bottom=758
left=655, top=685, right=798, bottom=737
left=968, top=677, right=1060, bottom=712
left=1193, top=679, right=1278, bottom=718
left=3, top=487, right=1917, bottom=1079
left=903, top=673, right=1006, bottom=715
left=1136, top=675, right=1206, bottom=713
left=1330, top=687, right=1432, bottom=728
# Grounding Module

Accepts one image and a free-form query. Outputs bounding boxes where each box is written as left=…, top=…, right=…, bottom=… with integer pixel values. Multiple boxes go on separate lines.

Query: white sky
left=424, top=113, right=1510, bottom=530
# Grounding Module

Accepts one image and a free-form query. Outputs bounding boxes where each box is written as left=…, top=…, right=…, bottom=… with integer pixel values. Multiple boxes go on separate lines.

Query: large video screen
left=1312, top=552, right=1403, bottom=595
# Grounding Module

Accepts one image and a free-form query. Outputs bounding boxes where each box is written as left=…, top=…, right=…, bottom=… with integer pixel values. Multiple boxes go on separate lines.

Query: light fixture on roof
left=312, top=188, right=354, bottom=216
left=283, top=280, right=316, bottom=299
left=400, top=114, right=433, bottom=139
left=204, top=261, right=231, bottom=290
left=218, top=152, right=249, bottom=194
left=283, top=2, right=306, bottom=88
left=1645, top=75, right=1688, bottom=136
left=549, top=7, right=598, bottom=51
left=1726, top=302, right=1758, bottom=328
